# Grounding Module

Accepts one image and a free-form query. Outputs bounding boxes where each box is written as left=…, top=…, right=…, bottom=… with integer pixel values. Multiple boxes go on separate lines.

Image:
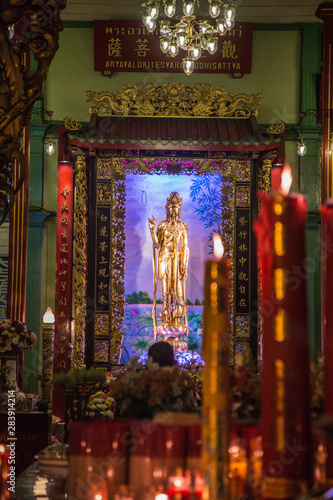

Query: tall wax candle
left=320, top=200, right=333, bottom=484
left=201, top=234, right=231, bottom=500
left=254, top=166, right=312, bottom=500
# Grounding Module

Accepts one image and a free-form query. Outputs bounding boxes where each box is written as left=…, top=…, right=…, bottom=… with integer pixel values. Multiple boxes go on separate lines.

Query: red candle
left=254, top=166, right=312, bottom=499
left=201, top=234, right=231, bottom=500
left=0, top=445, right=10, bottom=499
left=320, top=200, right=333, bottom=482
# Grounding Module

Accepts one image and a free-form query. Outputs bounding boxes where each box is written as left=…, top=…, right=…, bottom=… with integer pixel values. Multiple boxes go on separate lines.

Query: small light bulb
left=164, top=0, right=176, bottom=17
left=191, top=45, right=202, bottom=60
left=207, top=36, right=218, bottom=54
left=177, top=32, right=188, bottom=48
left=183, top=56, right=195, bottom=75
left=183, top=0, right=194, bottom=16
left=209, top=0, right=221, bottom=18
left=216, top=18, right=226, bottom=35
left=160, top=36, right=170, bottom=53
left=224, top=3, right=236, bottom=20
left=169, top=40, right=179, bottom=57
left=225, top=17, right=235, bottom=29
left=148, top=1, right=160, bottom=20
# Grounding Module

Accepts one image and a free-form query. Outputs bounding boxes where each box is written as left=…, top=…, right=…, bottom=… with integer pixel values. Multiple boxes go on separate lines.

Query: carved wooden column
left=7, top=112, right=30, bottom=389
left=73, top=150, right=88, bottom=369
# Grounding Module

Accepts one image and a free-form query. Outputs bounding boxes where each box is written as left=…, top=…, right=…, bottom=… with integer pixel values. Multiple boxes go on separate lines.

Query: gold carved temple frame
left=67, top=83, right=281, bottom=370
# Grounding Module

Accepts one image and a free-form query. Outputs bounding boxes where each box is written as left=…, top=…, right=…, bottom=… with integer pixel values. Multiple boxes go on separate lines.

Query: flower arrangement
left=53, top=367, right=110, bottom=424
left=178, top=356, right=204, bottom=406
left=178, top=352, right=261, bottom=420
left=0, top=319, right=37, bottom=353
left=86, top=391, right=116, bottom=419
left=109, top=358, right=197, bottom=419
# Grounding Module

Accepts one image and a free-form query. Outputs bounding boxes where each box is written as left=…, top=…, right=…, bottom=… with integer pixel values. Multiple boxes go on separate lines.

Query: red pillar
left=316, top=3, right=333, bottom=202
left=317, top=3, right=333, bottom=485
left=52, top=150, right=74, bottom=420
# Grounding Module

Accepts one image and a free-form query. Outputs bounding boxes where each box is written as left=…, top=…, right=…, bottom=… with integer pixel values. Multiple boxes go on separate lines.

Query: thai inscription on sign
left=94, top=20, right=252, bottom=76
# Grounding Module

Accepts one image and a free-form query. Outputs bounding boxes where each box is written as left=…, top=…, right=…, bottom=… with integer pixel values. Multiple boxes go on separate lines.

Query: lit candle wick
left=213, top=233, right=224, bottom=259
left=279, top=165, right=292, bottom=195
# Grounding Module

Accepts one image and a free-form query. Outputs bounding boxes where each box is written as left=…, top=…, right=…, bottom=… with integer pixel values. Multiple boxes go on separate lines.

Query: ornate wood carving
left=72, top=151, right=87, bottom=369
left=92, top=155, right=254, bottom=363
left=0, top=0, right=67, bottom=224
left=86, top=83, right=261, bottom=118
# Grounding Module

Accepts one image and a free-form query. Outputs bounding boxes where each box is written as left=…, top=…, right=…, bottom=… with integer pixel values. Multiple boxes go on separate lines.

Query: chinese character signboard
left=94, top=20, right=252, bottom=76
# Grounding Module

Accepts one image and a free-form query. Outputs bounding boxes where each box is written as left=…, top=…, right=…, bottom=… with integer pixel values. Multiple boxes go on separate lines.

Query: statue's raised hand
left=148, top=215, right=156, bottom=232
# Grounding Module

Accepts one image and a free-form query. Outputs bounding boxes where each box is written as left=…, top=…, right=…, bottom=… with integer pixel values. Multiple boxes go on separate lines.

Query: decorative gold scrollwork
left=86, top=83, right=261, bottom=119
left=109, top=162, right=126, bottom=363
left=267, top=121, right=286, bottom=134
left=72, top=150, right=88, bottom=369
left=64, top=116, right=83, bottom=131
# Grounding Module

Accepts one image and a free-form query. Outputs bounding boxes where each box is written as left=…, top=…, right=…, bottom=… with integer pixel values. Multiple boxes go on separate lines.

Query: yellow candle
left=202, top=234, right=231, bottom=500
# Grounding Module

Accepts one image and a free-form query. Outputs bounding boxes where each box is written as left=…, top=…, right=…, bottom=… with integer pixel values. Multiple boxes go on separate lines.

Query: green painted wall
left=24, top=213, right=49, bottom=394
left=45, top=27, right=301, bottom=126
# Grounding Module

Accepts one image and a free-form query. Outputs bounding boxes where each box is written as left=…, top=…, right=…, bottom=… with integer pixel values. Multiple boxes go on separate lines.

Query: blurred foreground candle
left=167, top=468, right=190, bottom=499
left=68, top=421, right=128, bottom=499
left=0, top=445, right=10, bottom=499
left=228, top=437, right=247, bottom=500
left=254, top=165, right=312, bottom=499
left=202, top=234, right=231, bottom=499
left=320, top=200, right=333, bottom=484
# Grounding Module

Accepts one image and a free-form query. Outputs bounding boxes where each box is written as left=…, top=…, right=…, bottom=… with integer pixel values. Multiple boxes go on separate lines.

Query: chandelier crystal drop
left=141, top=0, right=237, bottom=75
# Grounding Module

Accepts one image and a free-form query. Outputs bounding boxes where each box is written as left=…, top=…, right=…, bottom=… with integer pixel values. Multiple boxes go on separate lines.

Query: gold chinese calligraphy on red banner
left=53, top=160, right=74, bottom=419
left=94, top=20, right=252, bottom=77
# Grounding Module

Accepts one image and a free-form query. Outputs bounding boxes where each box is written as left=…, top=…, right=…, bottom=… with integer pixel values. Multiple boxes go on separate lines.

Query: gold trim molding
left=86, top=83, right=261, bottom=119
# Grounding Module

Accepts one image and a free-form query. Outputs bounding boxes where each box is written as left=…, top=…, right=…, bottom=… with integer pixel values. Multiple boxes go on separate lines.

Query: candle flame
left=279, top=165, right=292, bottom=195
left=213, top=234, right=224, bottom=259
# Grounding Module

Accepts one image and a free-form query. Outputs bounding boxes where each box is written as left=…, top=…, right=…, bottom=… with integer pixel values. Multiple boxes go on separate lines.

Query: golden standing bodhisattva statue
left=149, top=192, right=189, bottom=349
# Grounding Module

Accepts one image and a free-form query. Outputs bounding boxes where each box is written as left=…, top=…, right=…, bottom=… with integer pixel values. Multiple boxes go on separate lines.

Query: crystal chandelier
left=141, top=0, right=237, bottom=75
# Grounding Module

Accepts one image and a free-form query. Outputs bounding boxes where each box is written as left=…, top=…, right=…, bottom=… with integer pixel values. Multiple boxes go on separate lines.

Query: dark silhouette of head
left=148, top=341, right=175, bottom=367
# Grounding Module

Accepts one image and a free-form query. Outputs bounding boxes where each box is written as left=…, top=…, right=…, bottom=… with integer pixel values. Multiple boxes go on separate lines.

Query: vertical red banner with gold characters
left=53, top=159, right=74, bottom=420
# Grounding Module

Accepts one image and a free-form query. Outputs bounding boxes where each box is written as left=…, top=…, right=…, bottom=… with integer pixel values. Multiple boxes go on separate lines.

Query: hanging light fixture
left=297, top=109, right=321, bottom=157
left=43, top=109, right=56, bottom=156
left=44, top=134, right=56, bottom=156
left=297, top=136, right=307, bottom=157
left=141, top=0, right=237, bottom=75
